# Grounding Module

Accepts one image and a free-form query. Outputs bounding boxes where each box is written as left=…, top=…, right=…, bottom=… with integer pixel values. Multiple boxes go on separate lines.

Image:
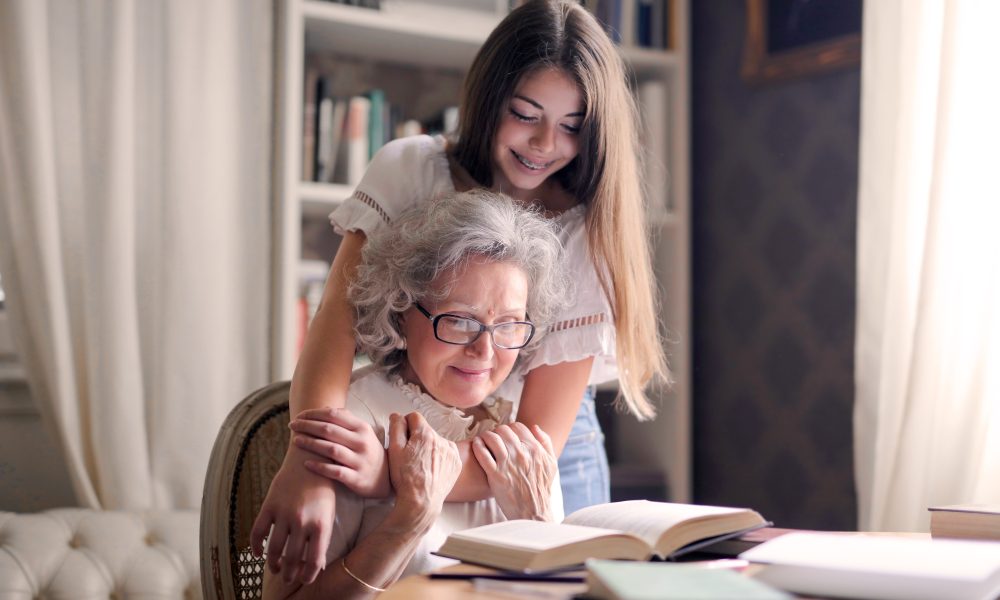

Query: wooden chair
left=200, top=381, right=290, bottom=600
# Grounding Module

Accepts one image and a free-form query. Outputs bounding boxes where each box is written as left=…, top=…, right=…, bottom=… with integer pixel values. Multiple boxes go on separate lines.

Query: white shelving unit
left=272, top=0, right=690, bottom=502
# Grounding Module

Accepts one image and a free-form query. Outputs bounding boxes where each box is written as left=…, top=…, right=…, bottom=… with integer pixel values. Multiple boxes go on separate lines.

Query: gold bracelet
left=341, top=558, right=387, bottom=593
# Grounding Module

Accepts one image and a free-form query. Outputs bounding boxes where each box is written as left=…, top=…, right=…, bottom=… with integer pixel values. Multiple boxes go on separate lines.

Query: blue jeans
left=558, top=386, right=610, bottom=516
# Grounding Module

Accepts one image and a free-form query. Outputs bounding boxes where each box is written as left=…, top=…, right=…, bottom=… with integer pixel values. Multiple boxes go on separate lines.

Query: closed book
left=315, top=78, right=346, bottom=183
left=366, top=88, right=385, bottom=160
left=437, top=500, right=768, bottom=573
left=929, top=504, right=1000, bottom=541
left=301, top=63, right=320, bottom=181
left=343, top=95, right=371, bottom=186
left=741, top=531, right=1000, bottom=600
left=585, top=559, right=791, bottom=600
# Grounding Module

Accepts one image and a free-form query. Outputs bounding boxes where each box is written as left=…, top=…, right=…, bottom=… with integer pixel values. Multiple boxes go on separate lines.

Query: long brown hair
left=452, top=0, right=669, bottom=419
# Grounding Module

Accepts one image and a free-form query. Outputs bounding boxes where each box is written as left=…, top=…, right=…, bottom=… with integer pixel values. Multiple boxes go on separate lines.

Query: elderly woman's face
left=399, top=257, right=529, bottom=409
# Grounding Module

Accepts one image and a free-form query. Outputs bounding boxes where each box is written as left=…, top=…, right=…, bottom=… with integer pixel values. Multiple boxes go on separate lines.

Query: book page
left=449, top=520, right=631, bottom=552
left=564, top=501, right=749, bottom=548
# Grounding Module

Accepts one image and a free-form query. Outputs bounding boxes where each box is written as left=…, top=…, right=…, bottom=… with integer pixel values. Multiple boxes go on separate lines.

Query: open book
left=436, top=500, right=768, bottom=572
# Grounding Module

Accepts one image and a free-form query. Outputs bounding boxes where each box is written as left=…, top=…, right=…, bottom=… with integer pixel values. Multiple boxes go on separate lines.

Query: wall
left=690, top=3, right=859, bottom=530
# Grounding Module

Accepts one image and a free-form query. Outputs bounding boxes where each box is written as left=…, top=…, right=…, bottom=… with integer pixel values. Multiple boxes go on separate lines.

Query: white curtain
left=0, top=0, right=271, bottom=509
left=855, top=0, right=1000, bottom=531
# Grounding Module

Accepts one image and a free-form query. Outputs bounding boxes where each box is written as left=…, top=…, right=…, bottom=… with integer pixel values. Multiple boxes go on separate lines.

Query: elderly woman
left=262, top=190, right=568, bottom=599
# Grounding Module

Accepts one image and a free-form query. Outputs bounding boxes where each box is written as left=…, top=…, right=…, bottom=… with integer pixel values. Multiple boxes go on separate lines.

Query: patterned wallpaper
left=690, top=3, right=859, bottom=530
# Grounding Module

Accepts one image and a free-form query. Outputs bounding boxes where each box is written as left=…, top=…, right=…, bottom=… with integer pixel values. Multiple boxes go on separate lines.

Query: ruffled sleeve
left=521, top=206, right=618, bottom=386
left=328, top=134, right=453, bottom=236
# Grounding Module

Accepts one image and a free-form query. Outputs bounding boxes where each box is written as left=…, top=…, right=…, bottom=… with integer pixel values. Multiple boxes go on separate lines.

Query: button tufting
left=69, top=535, right=81, bottom=549
left=145, top=533, right=156, bottom=545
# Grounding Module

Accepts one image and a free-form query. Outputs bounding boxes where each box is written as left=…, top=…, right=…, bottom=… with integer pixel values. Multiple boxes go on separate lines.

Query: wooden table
left=380, top=530, right=933, bottom=599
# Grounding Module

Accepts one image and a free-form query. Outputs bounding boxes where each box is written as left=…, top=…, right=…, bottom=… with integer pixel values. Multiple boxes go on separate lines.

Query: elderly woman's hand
left=473, top=422, right=557, bottom=521
left=388, top=412, right=462, bottom=526
left=289, top=407, right=392, bottom=498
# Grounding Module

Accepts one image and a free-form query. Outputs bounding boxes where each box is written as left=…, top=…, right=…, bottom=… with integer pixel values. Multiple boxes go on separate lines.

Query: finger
left=388, top=413, right=407, bottom=450
left=289, top=419, right=358, bottom=447
left=265, top=523, right=290, bottom=574
left=293, top=435, right=359, bottom=468
left=304, top=459, right=351, bottom=483
left=472, top=436, right=498, bottom=472
left=299, top=524, right=327, bottom=584
left=250, top=509, right=273, bottom=558
left=405, top=411, right=427, bottom=432
left=510, top=422, right=535, bottom=443
left=494, top=424, right=524, bottom=452
left=295, top=406, right=369, bottom=432
left=481, top=430, right=510, bottom=464
left=532, top=424, right=556, bottom=456
left=282, top=529, right=307, bottom=583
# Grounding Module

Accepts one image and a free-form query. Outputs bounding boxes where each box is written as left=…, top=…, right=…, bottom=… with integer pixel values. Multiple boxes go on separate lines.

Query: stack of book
left=302, top=67, right=458, bottom=186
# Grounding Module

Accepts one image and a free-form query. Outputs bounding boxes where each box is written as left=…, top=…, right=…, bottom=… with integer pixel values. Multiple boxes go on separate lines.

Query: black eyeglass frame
left=413, top=302, right=536, bottom=350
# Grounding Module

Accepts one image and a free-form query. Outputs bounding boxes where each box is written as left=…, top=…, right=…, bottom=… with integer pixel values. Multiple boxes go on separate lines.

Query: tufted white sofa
left=0, top=509, right=201, bottom=600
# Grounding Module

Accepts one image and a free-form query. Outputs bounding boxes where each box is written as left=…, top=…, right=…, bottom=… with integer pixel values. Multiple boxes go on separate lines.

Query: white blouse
left=325, top=366, right=564, bottom=577
left=329, top=134, right=618, bottom=398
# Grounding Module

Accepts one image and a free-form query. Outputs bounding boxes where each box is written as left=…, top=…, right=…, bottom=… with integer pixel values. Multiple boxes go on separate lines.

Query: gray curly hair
left=350, top=190, right=568, bottom=373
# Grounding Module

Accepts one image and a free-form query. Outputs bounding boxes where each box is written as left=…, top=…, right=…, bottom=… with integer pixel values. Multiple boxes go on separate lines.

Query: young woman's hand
left=388, top=412, right=462, bottom=524
left=472, top=422, right=557, bottom=521
left=289, top=407, right=391, bottom=498
left=250, top=451, right=336, bottom=585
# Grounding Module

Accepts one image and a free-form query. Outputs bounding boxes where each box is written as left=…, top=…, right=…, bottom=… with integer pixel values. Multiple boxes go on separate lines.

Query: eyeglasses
left=414, top=303, right=536, bottom=350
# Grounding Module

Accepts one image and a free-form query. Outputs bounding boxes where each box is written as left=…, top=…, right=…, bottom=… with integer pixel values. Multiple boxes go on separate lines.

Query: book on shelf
left=302, top=63, right=320, bottom=182
left=929, top=504, right=1000, bottom=541
left=316, top=83, right=347, bottom=184
left=585, top=559, right=791, bottom=600
left=342, top=95, right=371, bottom=186
left=366, top=88, right=386, bottom=160
left=435, top=500, right=769, bottom=573
left=740, top=531, right=1000, bottom=600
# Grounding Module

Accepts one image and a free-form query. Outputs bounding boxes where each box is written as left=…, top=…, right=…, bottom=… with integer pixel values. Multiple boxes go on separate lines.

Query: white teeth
left=514, top=151, right=550, bottom=170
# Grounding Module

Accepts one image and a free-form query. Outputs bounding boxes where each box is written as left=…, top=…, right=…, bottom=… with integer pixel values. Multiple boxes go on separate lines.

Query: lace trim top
left=390, top=375, right=513, bottom=442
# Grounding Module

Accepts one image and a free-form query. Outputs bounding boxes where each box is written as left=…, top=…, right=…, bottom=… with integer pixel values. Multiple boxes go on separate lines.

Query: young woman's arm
left=292, top=357, right=594, bottom=504
left=250, top=231, right=368, bottom=585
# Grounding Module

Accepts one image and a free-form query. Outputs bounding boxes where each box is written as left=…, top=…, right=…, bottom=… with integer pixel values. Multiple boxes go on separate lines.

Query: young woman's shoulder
left=331, top=135, right=453, bottom=233
left=371, top=134, right=446, bottom=165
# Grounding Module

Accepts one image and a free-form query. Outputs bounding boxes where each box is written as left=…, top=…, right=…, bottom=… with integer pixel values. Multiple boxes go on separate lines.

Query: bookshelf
left=272, top=0, right=691, bottom=502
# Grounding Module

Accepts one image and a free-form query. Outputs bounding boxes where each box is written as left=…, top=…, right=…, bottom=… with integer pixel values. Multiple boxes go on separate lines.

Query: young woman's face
left=492, top=68, right=584, bottom=200
left=399, top=257, right=529, bottom=410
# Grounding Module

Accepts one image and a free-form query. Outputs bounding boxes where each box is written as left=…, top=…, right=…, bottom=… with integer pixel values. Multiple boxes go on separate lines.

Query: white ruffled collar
left=391, top=375, right=513, bottom=442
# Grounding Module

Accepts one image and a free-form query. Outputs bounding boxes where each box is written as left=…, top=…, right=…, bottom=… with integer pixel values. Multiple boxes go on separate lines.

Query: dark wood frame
left=742, top=0, right=862, bottom=84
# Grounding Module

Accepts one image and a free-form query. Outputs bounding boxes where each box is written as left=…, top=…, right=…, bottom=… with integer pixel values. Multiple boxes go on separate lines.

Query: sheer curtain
left=855, top=0, right=1000, bottom=531
left=0, top=0, right=271, bottom=509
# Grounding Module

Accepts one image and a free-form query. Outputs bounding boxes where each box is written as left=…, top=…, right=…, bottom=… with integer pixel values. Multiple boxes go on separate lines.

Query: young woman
left=253, top=0, right=668, bottom=584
